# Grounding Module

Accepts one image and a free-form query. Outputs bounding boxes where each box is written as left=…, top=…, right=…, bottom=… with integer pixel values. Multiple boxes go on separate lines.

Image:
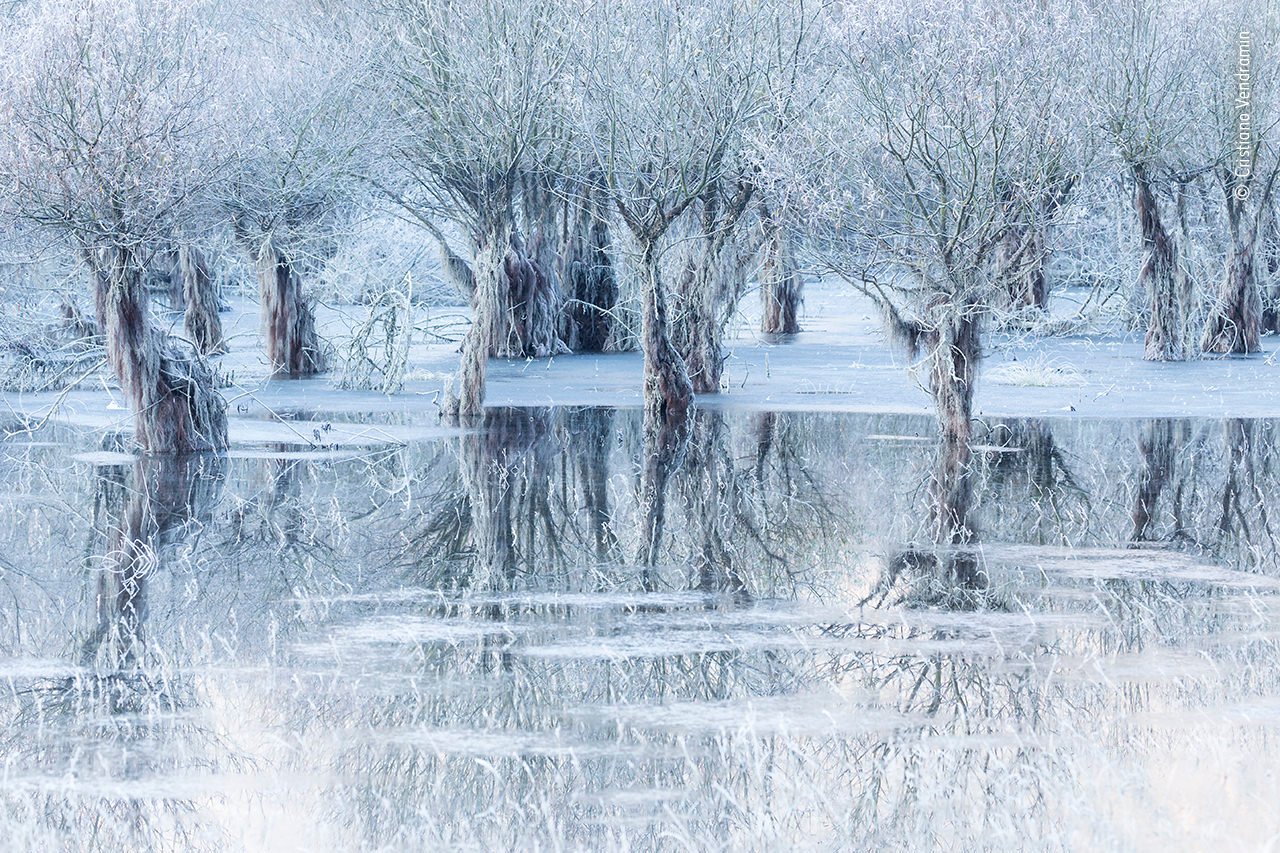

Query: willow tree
left=574, top=0, right=774, bottom=428
left=218, top=2, right=375, bottom=378
left=0, top=0, right=228, bottom=452
left=779, top=0, right=1084, bottom=536
left=382, top=0, right=572, bottom=417
left=1098, top=1, right=1210, bottom=361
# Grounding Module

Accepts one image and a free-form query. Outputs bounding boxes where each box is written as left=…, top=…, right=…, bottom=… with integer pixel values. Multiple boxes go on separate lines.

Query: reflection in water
left=1, top=411, right=1280, bottom=848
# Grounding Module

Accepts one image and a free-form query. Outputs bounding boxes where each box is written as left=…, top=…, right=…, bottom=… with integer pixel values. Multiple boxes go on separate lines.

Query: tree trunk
left=760, top=212, right=802, bottom=334
left=256, top=242, right=325, bottom=377
left=97, top=248, right=227, bottom=453
left=1133, top=165, right=1189, bottom=361
left=924, top=305, right=980, bottom=545
left=639, top=242, right=694, bottom=430
left=561, top=197, right=617, bottom=352
left=515, top=229, right=567, bottom=358
left=1260, top=206, right=1280, bottom=334
left=1201, top=212, right=1261, bottom=354
left=929, top=306, right=981, bottom=447
left=179, top=244, right=227, bottom=356
left=443, top=222, right=510, bottom=417
left=995, top=224, right=1049, bottom=311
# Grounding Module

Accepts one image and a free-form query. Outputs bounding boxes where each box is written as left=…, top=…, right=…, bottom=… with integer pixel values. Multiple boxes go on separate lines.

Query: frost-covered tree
left=771, top=0, right=1085, bottom=539
left=1097, top=0, right=1211, bottom=361
left=0, top=0, right=228, bottom=452
left=382, top=0, right=573, bottom=417
left=574, top=0, right=770, bottom=426
left=217, top=2, right=375, bottom=378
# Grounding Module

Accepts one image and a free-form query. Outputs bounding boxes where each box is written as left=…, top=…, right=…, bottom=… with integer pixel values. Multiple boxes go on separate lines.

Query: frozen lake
left=2, top=406, right=1280, bottom=849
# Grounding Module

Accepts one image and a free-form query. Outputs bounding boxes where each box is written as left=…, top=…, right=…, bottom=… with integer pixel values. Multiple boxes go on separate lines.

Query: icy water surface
left=2, top=409, right=1280, bottom=850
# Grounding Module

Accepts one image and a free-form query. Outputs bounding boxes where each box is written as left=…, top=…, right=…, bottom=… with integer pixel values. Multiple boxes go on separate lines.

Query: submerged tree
left=1098, top=1, right=1209, bottom=361
left=384, top=0, right=572, bottom=417
left=576, top=0, right=771, bottom=428
left=783, top=0, right=1083, bottom=450
left=218, top=2, right=377, bottom=378
left=0, top=0, right=228, bottom=452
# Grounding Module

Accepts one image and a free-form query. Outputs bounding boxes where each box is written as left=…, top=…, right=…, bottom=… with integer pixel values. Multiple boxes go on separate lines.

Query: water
left=2, top=409, right=1279, bottom=850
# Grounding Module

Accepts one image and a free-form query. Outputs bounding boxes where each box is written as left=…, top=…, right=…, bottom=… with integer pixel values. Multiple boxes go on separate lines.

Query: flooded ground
left=2, top=408, right=1280, bottom=850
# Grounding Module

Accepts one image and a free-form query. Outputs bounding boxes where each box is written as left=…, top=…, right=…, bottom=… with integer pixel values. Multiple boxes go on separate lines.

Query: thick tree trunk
left=561, top=198, right=617, bottom=352
left=639, top=242, right=694, bottom=431
left=443, top=223, right=510, bottom=418
left=515, top=229, right=567, bottom=358
left=1133, top=165, right=1189, bottom=361
left=1201, top=214, right=1261, bottom=354
left=179, top=244, right=227, bottom=356
left=929, top=307, right=981, bottom=447
left=760, top=217, right=802, bottom=334
left=924, top=306, right=980, bottom=545
left=256, top=242, right=325, bottom=377
left=97, top=249, right=227, bottom=453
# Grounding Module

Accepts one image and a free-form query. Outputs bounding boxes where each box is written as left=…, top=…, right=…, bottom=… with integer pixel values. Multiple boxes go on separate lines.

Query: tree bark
left=639, top=241, right=694, bottom=430
left=1132, top=165, right=1189, bottom=361
left=179, top=244, right=227, bottom=356
left=97, top=248, right=228, bottom=454
left=256, top=241, right=325, bottom=377
left=1201, top=207, right=1261, bottom=354
left=760, top=208, right=802, bottom=334
left=995, top=224, right=1048, bottom=311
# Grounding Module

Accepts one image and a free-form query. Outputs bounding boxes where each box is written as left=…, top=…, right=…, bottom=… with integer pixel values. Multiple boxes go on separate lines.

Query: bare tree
left=1098, top=1, right=1210, bottom=361
left=218, top=2, right=376, bottom=377
left=382, top=0, right=572, bottom=417
left=574, top=0, right=768, bottom=428
left=0, top=0, right=228, bottom=452
left=781, top=1, right=1080, bottom=452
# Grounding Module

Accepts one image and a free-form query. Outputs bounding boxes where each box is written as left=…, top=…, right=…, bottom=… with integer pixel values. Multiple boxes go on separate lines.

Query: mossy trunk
left=924, top=306, right=980, bottom=545
left=1133, top=165, right=1189, bottom=361
left=929, top=307, right=981, bottom=447
left=256, top=242, right=325, bottom=377
left=1201, top=210, right=1261, bottom=354
left=179, top=244, right=227, bottom=356
left=96, top=248, right=227, bottom=453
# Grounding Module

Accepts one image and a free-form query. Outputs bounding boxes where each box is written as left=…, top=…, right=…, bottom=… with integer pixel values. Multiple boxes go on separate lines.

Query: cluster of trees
left=0, top=0, right=1275, bottom=471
